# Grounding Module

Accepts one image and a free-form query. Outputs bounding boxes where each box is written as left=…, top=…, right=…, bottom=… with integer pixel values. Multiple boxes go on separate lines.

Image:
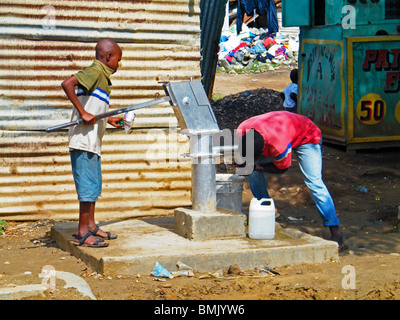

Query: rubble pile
left=218, top=24, right=299, bottom=73
left=211, top=87, right=284, bottom=132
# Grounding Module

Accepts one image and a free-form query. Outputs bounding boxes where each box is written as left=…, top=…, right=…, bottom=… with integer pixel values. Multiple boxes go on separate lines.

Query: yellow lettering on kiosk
left=395, top=101, right=400, bottom=124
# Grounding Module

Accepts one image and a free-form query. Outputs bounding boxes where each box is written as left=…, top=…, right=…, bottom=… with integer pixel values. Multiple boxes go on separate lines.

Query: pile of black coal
left=211, top=87, right=284, bottom=173
left=210, top=87, right=284, bottom=132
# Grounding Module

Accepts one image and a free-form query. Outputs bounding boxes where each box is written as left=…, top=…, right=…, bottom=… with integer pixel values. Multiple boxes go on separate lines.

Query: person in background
left=280, top=69, right=298, bottom=113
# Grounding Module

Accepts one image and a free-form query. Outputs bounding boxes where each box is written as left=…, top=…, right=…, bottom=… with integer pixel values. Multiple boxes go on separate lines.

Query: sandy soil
left=1, top=70, right=400, bottom=301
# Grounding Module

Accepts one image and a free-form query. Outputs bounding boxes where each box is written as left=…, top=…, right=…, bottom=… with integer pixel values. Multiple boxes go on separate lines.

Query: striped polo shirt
left=68, top=60, right=114, bottom=157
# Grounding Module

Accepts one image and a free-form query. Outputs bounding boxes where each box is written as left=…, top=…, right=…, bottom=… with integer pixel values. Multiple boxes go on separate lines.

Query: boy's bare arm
left=107, top=116, right=123, bottom=128
left=61, top=76, right=96, bottom=124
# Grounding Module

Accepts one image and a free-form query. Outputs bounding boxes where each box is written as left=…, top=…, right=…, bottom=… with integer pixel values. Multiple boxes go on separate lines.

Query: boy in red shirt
left=237, top=111, right=345, bottom=250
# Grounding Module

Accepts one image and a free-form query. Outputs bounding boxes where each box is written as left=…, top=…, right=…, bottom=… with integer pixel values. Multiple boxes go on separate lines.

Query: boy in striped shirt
left=61, top=39, right=123, bottom=247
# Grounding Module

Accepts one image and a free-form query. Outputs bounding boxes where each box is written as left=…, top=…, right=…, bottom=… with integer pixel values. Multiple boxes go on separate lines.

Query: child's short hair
left=290, top=69, right=298, bottom=84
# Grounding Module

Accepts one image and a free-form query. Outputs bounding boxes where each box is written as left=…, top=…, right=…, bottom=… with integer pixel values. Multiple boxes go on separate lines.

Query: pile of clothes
left=218, top=24, right=299, bottom=72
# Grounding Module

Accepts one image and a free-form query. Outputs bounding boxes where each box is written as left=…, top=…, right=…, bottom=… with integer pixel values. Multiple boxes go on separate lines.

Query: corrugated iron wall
left=0, top=0, right=202, bottom=220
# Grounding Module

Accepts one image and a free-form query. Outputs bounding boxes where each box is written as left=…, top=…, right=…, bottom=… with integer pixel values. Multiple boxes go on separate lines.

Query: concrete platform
left=51, top=217, right=339, bottom=276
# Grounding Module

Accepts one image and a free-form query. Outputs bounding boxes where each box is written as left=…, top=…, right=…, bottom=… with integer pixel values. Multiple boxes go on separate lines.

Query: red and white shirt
left=237, top=111, right=321, bottom=169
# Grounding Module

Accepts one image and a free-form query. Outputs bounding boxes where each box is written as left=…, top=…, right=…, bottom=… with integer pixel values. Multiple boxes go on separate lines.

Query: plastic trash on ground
left=357, top=186, right=368, bottom=193
left=255, top=265, right=280, bottom=276
left=151, top=262, right=174, bottom=279
left=217, top=25, right=299, bottom=72
left=171, top=261, right=194, bottom=277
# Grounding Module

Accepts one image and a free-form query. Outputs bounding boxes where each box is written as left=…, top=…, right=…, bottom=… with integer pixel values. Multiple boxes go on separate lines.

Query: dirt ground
left=1, top=69, right=400, bottom=301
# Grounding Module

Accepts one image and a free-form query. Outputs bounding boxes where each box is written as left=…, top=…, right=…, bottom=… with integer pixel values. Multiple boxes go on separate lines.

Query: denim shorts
left=70, top=150, right=102, bottom=202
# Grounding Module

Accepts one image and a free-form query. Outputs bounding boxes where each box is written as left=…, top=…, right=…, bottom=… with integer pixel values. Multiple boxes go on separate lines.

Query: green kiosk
left=282, top=0, right=400, bottom=151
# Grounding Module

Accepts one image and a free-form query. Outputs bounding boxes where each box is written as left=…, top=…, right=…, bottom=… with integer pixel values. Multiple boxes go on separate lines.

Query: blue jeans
left=247, top=143, right=340, bottom=227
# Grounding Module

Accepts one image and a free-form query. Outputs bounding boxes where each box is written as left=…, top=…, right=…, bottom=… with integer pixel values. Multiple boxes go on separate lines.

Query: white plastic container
left=248, top=197, right=275, bottom=239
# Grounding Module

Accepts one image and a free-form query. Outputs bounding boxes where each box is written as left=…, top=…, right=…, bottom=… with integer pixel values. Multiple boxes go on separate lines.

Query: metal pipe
left=46, top=96, right=171, bottom=132
left=212, top=144, right=238, bottom=154
left=189, top=134, right=216, bottom=211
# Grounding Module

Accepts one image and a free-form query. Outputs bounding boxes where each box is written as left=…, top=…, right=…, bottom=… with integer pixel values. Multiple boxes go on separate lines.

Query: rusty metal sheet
left=0, top=38, right=200, bottom=130
left=0, top=129, right=192, bottom=220
left=0, top=0, right=201, bottom=43
left=0, top=0, right=202, bottom=131
left=0, top=0, right=201, bottom=219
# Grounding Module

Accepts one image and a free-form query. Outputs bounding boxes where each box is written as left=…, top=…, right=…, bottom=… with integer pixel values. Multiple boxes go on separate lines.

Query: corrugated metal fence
left=0, top=0, right=204, bottom=220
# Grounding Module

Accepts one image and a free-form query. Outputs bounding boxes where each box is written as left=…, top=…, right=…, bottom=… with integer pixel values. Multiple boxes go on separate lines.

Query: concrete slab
left=0, top=284, right=45, bottom=300
left=51, top=217, right=339, bottom=276
left=174, top=207, right=247, bottom=240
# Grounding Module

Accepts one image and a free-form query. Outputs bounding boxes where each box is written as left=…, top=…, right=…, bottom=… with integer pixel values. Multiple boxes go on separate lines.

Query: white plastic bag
left=123, top=111, right=135, bottom=134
